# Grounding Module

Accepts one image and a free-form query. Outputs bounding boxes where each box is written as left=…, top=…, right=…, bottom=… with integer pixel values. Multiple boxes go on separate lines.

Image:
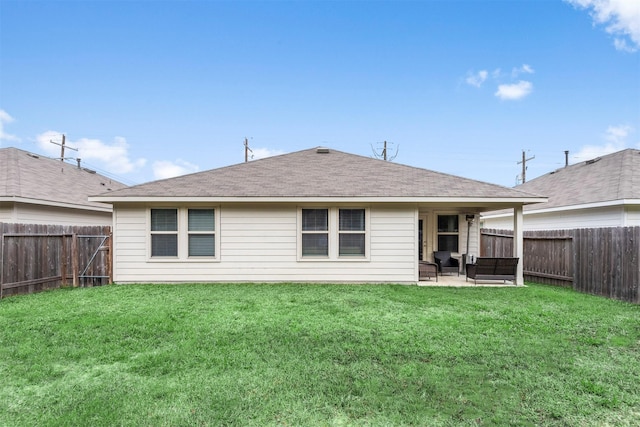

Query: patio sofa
left=466, top=257, right=519, bottom=284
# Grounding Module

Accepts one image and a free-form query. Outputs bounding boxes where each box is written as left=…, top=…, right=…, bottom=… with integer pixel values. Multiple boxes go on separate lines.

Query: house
left=0, top=147, right=127, bottom=226
left=482, top=148, right=640, bottom=230
left=90, top=147, right=546, bottom=285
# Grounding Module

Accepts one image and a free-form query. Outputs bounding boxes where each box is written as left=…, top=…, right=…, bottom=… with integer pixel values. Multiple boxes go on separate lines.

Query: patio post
left=513, top=205, right=524, bottom=285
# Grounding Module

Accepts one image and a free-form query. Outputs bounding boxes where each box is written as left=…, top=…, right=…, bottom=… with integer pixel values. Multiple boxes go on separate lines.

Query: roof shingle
left=101, top=147, right=539, bottom=200
left=1, top=147, right=127, bottom=209
left=515, top=148, right=640, bottom=211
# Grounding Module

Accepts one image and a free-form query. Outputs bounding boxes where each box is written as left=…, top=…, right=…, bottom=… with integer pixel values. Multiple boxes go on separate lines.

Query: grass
left=1, top=283, right=639, bottom=426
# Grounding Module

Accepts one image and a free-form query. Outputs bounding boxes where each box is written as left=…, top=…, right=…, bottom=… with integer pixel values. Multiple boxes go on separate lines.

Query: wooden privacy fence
left=481, top=227, right=640, bottom=304
left=0, top=223, right=112, bottom=299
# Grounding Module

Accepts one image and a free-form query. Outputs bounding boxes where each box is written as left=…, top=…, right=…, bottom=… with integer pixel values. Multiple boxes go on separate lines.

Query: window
left=149, top=207, right=218, bottom=260
left=188, top=209, right=215, bottom=257
left=151, top=209, right=178, bottom=257
left=299, top=207, right=368, bottom=260
left=339, top=209, right=365, bottom=256
left=437, top=214, right=459, bottom=252
left=301, top=209, right=328, bottom=256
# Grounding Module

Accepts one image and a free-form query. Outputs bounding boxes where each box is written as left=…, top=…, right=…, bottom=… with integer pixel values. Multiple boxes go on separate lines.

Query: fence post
left=61, top=235, right=67, bottom=287
left=0, top=227, right=4, bottom=300
left=72, top=233, right=79, bottom=287
left=108, top=231, right=113, bottom=284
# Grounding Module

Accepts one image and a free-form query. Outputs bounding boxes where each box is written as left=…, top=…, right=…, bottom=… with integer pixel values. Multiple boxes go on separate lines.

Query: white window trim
left=297, top=207, right=370, bottom=262
left=435, top=212, right=461, bottom=254
left=149, top=208, right=179, bottom=259
left=147, top=206, right=221, bottom=262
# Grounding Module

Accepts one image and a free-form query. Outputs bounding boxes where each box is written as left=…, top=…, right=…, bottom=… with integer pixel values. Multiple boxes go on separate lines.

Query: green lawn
left=1, top=283, right=639, bottom=426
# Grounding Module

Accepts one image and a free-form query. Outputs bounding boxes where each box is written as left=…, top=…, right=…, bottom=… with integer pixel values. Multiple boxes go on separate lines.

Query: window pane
left=151, top=234, right=177, bottom=257
left=189, top=234, right=215, bottom=257
left=189, top=209, right=215, bottom=231
left=339, top=209, right=365, bottom=231
left=438, top=235, right=459, bottom=253
left=302, top=209, right=328, bottom=231
left=437, top=215, right=458, bottom=232
left=339, top=234, right=365, bottom=256
left=302, top=234, right=328, bottom=256
left=151, top=209, right=177, bottom=231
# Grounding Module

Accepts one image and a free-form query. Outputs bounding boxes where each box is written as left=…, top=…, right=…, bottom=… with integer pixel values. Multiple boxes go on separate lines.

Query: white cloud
left=152, top=159, right=200, bottom=180
left=465, top=70, right=488, bottom=87
left=614, top=37, right=637, bottom=52
left=464, top=65, right=535, bottom=101
left=494, top=80, right=533, bottom=100
left=512, top=64, right=535, bottom=77
left=36, top=131, right=146, bottom=174
left=247, top=147, right=285, bottom=161
left=573, top=143, right=623, bottom=162
left=0, top=109, right=20, bottom=143
left=573, top=124, right=635, bottom=162
left=565, top=0, right=640, bottom=52
left=604, top=124, right=633, bottom=144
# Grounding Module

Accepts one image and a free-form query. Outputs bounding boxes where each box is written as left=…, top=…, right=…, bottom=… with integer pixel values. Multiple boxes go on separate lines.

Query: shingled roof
left=1, top=147, right=127, bottom=211
left=515, top=148, right=640, bottom=212
left=94, top=147, right=541, bottom=203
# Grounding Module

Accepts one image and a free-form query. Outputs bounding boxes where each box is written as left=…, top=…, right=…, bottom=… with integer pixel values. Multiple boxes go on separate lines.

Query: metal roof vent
left=316, top=147, right=330, bottom=154
left=585, top=157, right=601, bottom=165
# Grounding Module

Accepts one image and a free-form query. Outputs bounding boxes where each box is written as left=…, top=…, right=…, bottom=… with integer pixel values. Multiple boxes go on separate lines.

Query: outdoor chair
left=419, top=261, right=438, bottom=282
left=433, top=251, right=460, bottom=275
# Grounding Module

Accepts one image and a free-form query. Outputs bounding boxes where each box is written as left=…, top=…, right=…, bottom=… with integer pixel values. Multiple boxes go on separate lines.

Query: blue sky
left=1, top=0, right=639, bottom=187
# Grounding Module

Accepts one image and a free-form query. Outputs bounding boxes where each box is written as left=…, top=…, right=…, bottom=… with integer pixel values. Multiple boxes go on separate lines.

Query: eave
left=0, top=196, right=114, bottom=213
left=482, top=198, right=639, bottom=219
left=90, top=195, right=547, bottom=209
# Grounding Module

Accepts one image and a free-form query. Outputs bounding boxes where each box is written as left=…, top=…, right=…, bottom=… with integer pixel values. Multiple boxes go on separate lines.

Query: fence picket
left=482, top=227, right=639, bottom=304
left=0, top=223, right=111, bottom=298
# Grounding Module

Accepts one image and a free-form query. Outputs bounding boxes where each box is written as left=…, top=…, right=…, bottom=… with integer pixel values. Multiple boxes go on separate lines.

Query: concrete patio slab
left=418, top=273, right=521, bottom=287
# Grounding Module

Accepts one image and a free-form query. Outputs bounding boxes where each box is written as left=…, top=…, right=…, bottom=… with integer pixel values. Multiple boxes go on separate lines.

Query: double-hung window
left=300, top=207, right=368, bottom=259
left=151, top=209, right=178, bottom=257
left=150, top=207, right=218, bottom=259
left=437, top=214, right=459, bottom=253
left=301, top=208, right=329, bottom=257
left=188, top=209, right=215, bottom=257
left=339, top=209, right=365, bottom=256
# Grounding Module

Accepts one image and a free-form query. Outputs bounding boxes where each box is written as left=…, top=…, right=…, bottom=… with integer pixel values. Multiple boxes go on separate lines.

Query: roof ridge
left=97, top=146, right=544, bottom=200
left=0, top=146, right=128, bottom=207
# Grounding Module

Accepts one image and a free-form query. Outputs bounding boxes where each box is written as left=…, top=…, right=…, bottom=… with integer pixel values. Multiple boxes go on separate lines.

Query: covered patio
left=418, top=205, right=530, bottom=286
left=417, top=273, right=520, bottom=287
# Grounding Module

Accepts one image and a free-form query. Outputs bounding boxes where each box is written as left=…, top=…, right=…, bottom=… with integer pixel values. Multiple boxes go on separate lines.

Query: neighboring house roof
left=92, top=147, right=544, bottom=207
left=0, top=147, right=128, bottom=212
left=492, top=149, right=640, bottom=216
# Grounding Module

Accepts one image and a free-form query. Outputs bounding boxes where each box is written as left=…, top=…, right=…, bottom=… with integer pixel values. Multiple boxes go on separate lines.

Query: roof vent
left=27, top=153, right=39, bottom=159
left=585, top=157, right=601, bottom=165
left=316, top=147, right=330, bottom=154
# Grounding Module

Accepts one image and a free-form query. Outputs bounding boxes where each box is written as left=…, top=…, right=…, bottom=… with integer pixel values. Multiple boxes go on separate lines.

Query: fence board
left=482, top=227, right=640, bottom=304
left=0, top=223, right=111, bottom=298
